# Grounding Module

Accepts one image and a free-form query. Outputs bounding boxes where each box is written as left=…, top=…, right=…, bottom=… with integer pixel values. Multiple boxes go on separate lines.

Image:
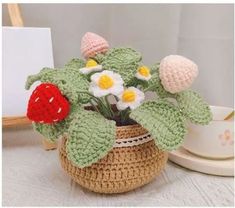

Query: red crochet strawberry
left=27, top=83, right=70, bottom=124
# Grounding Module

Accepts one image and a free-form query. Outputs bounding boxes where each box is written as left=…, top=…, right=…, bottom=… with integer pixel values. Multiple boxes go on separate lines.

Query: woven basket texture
left=59, top=124, right=168, bottom=194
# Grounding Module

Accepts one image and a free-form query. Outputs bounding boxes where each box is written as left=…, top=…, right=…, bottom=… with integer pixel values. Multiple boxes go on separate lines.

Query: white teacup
left=183, top=106, right=234, bottom=159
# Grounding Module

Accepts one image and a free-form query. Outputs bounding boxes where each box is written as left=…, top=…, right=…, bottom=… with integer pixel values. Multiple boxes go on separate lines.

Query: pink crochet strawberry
left=159, top=55, right=198, bottom=93
left=81, top=32, right=109, bottom=59
left=27, top=83, right=70, bottom=124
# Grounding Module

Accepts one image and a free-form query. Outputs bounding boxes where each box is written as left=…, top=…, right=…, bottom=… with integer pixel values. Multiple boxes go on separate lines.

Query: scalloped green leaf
left=33, top=105, right=81, bottom=142
left=33, top=122, right=63, bottom=143
left=101, top=47, right=142, bottom=84
left=25, top=67, right=90, bottom=104
left=64, top=58, right=85, bottom=70
left=176, top=90, right=212, bottom=125
left=66, top=109, right=116, bottom=168
left=130, top=100, right=187, bottom=150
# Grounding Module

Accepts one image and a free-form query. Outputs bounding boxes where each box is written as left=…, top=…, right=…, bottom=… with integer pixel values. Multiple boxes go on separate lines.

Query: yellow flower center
left=138, top=66, right=150, bottom=77
left=98, top=75, right=114, bottom=89
left=122, top=90, right=136, bottom=102
left=86, top=59, right=98, bottom=68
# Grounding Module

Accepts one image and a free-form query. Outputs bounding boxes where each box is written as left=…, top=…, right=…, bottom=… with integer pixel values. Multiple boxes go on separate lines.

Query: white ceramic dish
left=183, top=106, right=234, bottom=159
left=169, top=147, right=234, bottom=176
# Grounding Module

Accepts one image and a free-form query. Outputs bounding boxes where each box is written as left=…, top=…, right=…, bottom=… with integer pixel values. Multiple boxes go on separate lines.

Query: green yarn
left=130, top=100, right=186, bottom=151
left=176, top=90, right=212, bottom=125
left=146, top=63, right=174, bottom=98
left=25, top=67, right=90, bottom=104
left=150, top=62, right=160, bottom=73
left=93, top=53, right=106, bottom=64
left=64, top=58, right=85, bottom=70
left=101, top=47, right=142, bottom=84
left=33, top=105, right=82, bottom=142
left=33, top=122, right=63, bottom=143
left=66, top=109, right=116, bottom=168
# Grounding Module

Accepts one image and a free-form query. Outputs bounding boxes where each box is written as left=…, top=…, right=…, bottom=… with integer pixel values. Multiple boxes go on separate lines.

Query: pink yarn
left=159, top=55, right=198, bottom=94
left=81, top=32, right=109, bottom=59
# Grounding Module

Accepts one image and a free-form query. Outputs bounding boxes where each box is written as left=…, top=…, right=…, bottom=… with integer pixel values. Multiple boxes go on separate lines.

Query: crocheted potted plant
left=25, top=32, right=212, bottom=194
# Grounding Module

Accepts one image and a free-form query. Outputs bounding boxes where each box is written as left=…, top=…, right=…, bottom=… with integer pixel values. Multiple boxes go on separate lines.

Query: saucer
left=168, top=147, right=234, bottom=176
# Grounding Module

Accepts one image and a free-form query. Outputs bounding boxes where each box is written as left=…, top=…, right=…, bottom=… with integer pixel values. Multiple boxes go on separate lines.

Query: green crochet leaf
left=33, top=122, right=63, bottom=143
left=130, top=100, right=186, bottom=150
left=25, top=67, right=90, bottom=104
left=64, top=58, right=85, bottom=70
left=146, top=63, right=174, bottom=98
left=176, top=90, right=212, bottom=125
left=66, top=109, right=116, bottom=168
left=93, top=53, right=106, bottom=64
left=33, top=105, right=81, bottom=142
left=150, top=62, right=160, bottom=73
left=101, top=47, right=142, bottom=84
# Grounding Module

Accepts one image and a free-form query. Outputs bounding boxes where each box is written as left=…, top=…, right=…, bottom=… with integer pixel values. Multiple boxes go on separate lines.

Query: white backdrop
left=2, top=27, right=54, bottom=116
left=3, top=4, right=234, bottom=107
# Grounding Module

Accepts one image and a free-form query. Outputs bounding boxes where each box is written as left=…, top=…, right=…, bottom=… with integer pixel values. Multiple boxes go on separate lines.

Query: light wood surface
left=2, top=116, right=31, bottom=128
left=2, top=127, right=234, bottom=206
left=224, top=111, right=234, bottom=120
left=42, top=139, right=58, bottom=150
left=7, top=4, right=24, bottom=27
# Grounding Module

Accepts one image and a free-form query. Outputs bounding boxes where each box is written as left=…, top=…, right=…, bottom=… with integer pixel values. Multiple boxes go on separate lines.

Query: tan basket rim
left=116, top=123, right=142, bottom=130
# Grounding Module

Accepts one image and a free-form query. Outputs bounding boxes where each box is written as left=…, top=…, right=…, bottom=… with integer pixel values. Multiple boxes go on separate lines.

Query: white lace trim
left=113, top=133, right=153, bottom=147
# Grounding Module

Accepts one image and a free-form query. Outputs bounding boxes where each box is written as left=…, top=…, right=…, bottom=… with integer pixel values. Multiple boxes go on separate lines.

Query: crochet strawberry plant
left=25, top=32, right=212, bottom=167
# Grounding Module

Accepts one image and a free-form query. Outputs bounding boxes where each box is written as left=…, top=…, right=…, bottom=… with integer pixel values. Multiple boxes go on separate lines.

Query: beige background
left=3, top=4, right=234, bottom=107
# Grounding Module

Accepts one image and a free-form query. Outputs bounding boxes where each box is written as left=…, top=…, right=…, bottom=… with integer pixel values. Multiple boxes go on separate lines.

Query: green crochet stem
left=76, top=90, right=113, bottom=118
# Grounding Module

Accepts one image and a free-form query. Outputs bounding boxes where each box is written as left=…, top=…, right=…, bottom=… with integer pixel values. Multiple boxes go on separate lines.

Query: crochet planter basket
left=59, top=124, right=168, bottom=194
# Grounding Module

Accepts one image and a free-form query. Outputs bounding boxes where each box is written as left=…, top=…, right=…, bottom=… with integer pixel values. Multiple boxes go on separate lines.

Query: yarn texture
left=25, top=32, right=212, bottom=194
left=66, top=109, right=116, bottom=168
left=101, top=47, right=142, bottom=83
left=25, top=67, right=90, bottom=104
left=147, top=63, right=174, bottom=98
left=65, top=58, right=85, bottom=70
left=176, top=90, right=212, bottom=125
left=60, top=124, right=168, bottom=193
left=27, top=83, right=70, bottom=124
left=159, top=55, right=198, bottom=93
left=33, top=105, right=81, bottom=142
left=130, top=100, right=186, bottom=150
left=81, top=32, right=109, bottom=59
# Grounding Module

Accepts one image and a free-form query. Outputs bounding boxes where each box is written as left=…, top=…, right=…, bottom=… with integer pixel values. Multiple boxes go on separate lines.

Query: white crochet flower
left=117, top=87, right=145, bottom=110
left=89, top=70, right=124, bottom=97
left=135, top=66, right=151, bottom=81
left=80, top=59, right=102, bottom=74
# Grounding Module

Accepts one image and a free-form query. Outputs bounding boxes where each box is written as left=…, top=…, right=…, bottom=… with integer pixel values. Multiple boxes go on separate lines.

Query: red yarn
left=27, top=83, right=70, bottom=124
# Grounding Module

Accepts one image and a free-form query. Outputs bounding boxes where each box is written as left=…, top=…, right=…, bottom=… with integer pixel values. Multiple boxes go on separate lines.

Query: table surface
left=3, top=126, right=234, bottom=207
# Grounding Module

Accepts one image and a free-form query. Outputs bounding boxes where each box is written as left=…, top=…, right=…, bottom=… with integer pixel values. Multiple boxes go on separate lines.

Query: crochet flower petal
left=66, top=109, right=116, bottom=168
left=130, top=100, right=187, bottom=150
left=176, top=90, right=212, bottom=125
